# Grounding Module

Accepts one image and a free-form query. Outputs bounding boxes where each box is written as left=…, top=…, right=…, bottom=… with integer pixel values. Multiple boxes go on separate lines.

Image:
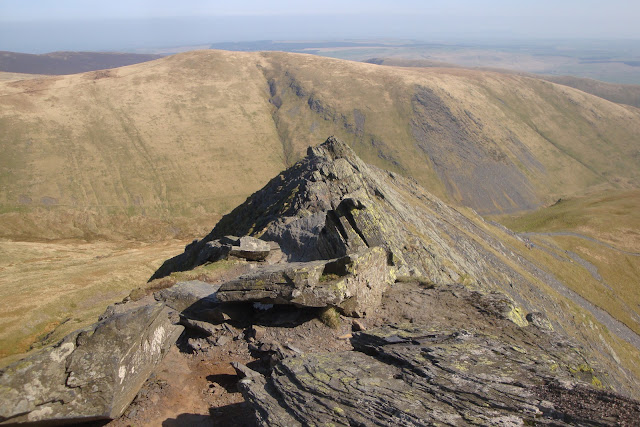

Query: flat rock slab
left=0, top=304, right=183, bottom=425
left=154, top=280, right=221, bottom=313
left=228, top=236, right=272, bottom=261
left=217, top=247, right=392, bottom=317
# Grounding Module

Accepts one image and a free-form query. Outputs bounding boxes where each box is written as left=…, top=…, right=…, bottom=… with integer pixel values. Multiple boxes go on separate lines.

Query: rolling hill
left=1, top=49, right=639, bottom=241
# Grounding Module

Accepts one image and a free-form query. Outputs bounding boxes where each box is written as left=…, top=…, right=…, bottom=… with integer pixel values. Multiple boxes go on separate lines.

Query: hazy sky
left=1, top=0, right=639, bottom=52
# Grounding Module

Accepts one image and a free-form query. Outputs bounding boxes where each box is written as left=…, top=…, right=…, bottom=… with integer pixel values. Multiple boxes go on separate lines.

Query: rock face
left=0, top=305, right=183, bottom=425
left=217, top=247, right=392, bottom=317
left=242, top=329, right=639, bottom=426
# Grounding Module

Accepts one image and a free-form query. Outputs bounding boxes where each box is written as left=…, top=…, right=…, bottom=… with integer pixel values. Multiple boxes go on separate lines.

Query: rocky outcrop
left=152, top=136, right=640, bottom=399
left=0, top=304, right=183, bottom=425
left=151, top=136, right=543, bottom=286
left=217, top=247, right=392, bottom=317
left=239, top=282, right=640, bottom=426
left=241, top=328, right=640, bottom=426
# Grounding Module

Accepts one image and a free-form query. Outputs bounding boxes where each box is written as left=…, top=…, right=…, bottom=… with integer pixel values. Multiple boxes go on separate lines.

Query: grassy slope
left=260, top=52, right=640, bottom=213
left=368, top=57, right=640, bottom=108
left=0, top=238, right=187, bottom=367
left=3, top=50, right=639, bottom=240
left=498, top=189, right=640, bottom=253
left=0, top=51, right=286, bottom=240
left=0, top=71, right=48, bottom=81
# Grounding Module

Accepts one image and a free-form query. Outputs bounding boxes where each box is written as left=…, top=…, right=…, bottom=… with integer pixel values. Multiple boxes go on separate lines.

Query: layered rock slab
left=154, top=279, right=220, bottom=313
left=0, top=305, right=183, bottom=425
left=217, top=247, right=392, bottom=317
left=241, top=325, right=639, bottom=426
left=238, top=281, right=640, bottom=425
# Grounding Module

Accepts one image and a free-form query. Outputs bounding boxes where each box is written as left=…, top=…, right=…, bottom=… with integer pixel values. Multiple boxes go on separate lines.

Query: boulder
left=0, top=304, right=183, bottom=425
left=217, top=246, right=392, bottom=317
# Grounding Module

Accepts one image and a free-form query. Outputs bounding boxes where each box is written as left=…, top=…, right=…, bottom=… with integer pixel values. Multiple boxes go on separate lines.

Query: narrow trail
left=485, top=221, right=640, bottom=351
left=520, top=231, right=640, bottom=257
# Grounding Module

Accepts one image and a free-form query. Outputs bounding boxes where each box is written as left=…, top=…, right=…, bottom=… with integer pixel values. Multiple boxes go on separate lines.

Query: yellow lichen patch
left=591, top=376, right=604, bottom=388
left=313, top=372, right=331, bottom=382
left=506, top=306, right=529, bottom=327
left=453, top=362, right=469, bottom=372
left=569, top=363, right=594, bottom=374
left=510, top=345, right=527, bottom=354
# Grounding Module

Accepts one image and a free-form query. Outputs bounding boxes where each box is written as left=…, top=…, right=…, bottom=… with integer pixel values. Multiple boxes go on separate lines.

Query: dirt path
left=520, top=231, right=640, bottom=256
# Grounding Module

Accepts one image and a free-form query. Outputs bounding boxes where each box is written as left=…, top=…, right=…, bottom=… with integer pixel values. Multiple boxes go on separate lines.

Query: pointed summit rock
left=153, top=136, right=476, bottom=282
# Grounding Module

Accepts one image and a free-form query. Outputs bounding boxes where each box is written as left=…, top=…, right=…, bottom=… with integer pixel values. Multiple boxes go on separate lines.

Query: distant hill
left=365, top=57, right=640, bottom=108
left=0, top=51, right=164, bottom=75
left=542, top=75, right=640, bottom=108
left=0, top=50, right=639, bottom=241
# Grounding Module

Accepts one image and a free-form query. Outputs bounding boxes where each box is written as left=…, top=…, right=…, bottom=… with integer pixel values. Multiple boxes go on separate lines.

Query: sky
left=1, top=0, right=639, bottom=52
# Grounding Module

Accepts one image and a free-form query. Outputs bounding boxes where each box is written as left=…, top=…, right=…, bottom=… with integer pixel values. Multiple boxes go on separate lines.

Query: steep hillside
left=1, top=50, right=639, bottom=240
left=0, top=51, right=164, bottom=75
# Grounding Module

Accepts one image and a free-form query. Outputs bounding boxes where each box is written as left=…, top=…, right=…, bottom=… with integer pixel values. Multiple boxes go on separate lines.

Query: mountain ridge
left=154, top=136, right=640, bottom=397
left=365, top=57, right=640, bottom=108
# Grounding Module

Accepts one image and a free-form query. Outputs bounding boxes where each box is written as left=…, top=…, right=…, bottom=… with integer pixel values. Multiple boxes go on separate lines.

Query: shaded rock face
left=411, top=86, right=540, bottom=214
left=153, top=136, right=485, bottom=282
left=0, top=305, right=183, bottom=425
left=154, top=280, right=220, bottom=313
